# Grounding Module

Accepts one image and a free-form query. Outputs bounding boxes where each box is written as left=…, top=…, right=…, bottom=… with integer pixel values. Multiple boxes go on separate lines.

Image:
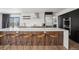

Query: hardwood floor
left=0, top=39, right=79, bottom=50
left=69, top=39, right=79, bottom=50
left=0, top=45, right=65, bottom=50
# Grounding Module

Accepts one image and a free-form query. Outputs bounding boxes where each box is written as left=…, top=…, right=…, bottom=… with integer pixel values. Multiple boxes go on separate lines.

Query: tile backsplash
left=20, top=19, right=44, bottom=27
left=20, top=13, right=44, bottom=27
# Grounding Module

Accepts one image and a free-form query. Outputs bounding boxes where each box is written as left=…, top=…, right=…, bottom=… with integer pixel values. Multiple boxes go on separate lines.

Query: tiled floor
left=0, top=39, right=79, bottom=50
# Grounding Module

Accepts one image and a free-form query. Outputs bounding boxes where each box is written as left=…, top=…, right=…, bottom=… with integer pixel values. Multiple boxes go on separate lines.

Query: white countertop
left=0, top=27, right=69, bottom=49
left=0, top=28, right=68, bottom=32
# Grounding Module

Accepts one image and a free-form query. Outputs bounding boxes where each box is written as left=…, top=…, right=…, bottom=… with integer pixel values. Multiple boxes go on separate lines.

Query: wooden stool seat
left=21, top=34, right=32, bottom=38
left=0, top=32, right=5, bottom=37
left=0, top=35, right=4, bottom=37
left=49, top=35, right=58, bottom=38
left=46, top=32, right=58, bottom=38
left=36, top=34, right=45, bottom=38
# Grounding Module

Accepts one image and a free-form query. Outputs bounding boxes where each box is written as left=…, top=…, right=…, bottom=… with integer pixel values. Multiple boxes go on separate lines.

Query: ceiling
left=0, top=8, right=66, bottom=14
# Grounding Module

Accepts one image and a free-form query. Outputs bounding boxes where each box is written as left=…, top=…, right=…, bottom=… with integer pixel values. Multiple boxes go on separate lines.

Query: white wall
left=0, top=14, right=2, bottom=28
left=10, top=14, right=21, bottom=17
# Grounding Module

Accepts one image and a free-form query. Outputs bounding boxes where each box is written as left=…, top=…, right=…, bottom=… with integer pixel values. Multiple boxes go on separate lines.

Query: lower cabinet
left=0, top=31, right=63, bottom=46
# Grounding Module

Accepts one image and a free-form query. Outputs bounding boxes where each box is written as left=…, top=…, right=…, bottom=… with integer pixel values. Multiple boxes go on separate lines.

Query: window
left=9, top=17, right=20, bottom=28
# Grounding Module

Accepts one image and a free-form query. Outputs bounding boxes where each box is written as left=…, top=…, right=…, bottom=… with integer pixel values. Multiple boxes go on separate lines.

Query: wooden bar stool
left=5, top=32, right=17, bottom=45
left=33, top=32, right=45, bottom=46
left=19, top=32, right=33, bottom=46
left=0, top=32, right=5, bottom=45
left=46, top=32, right=59, bottom=46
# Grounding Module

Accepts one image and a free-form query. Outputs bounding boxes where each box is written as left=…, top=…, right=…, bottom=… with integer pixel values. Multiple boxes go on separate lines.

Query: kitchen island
left=0, top=28, right=69, bottom=49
